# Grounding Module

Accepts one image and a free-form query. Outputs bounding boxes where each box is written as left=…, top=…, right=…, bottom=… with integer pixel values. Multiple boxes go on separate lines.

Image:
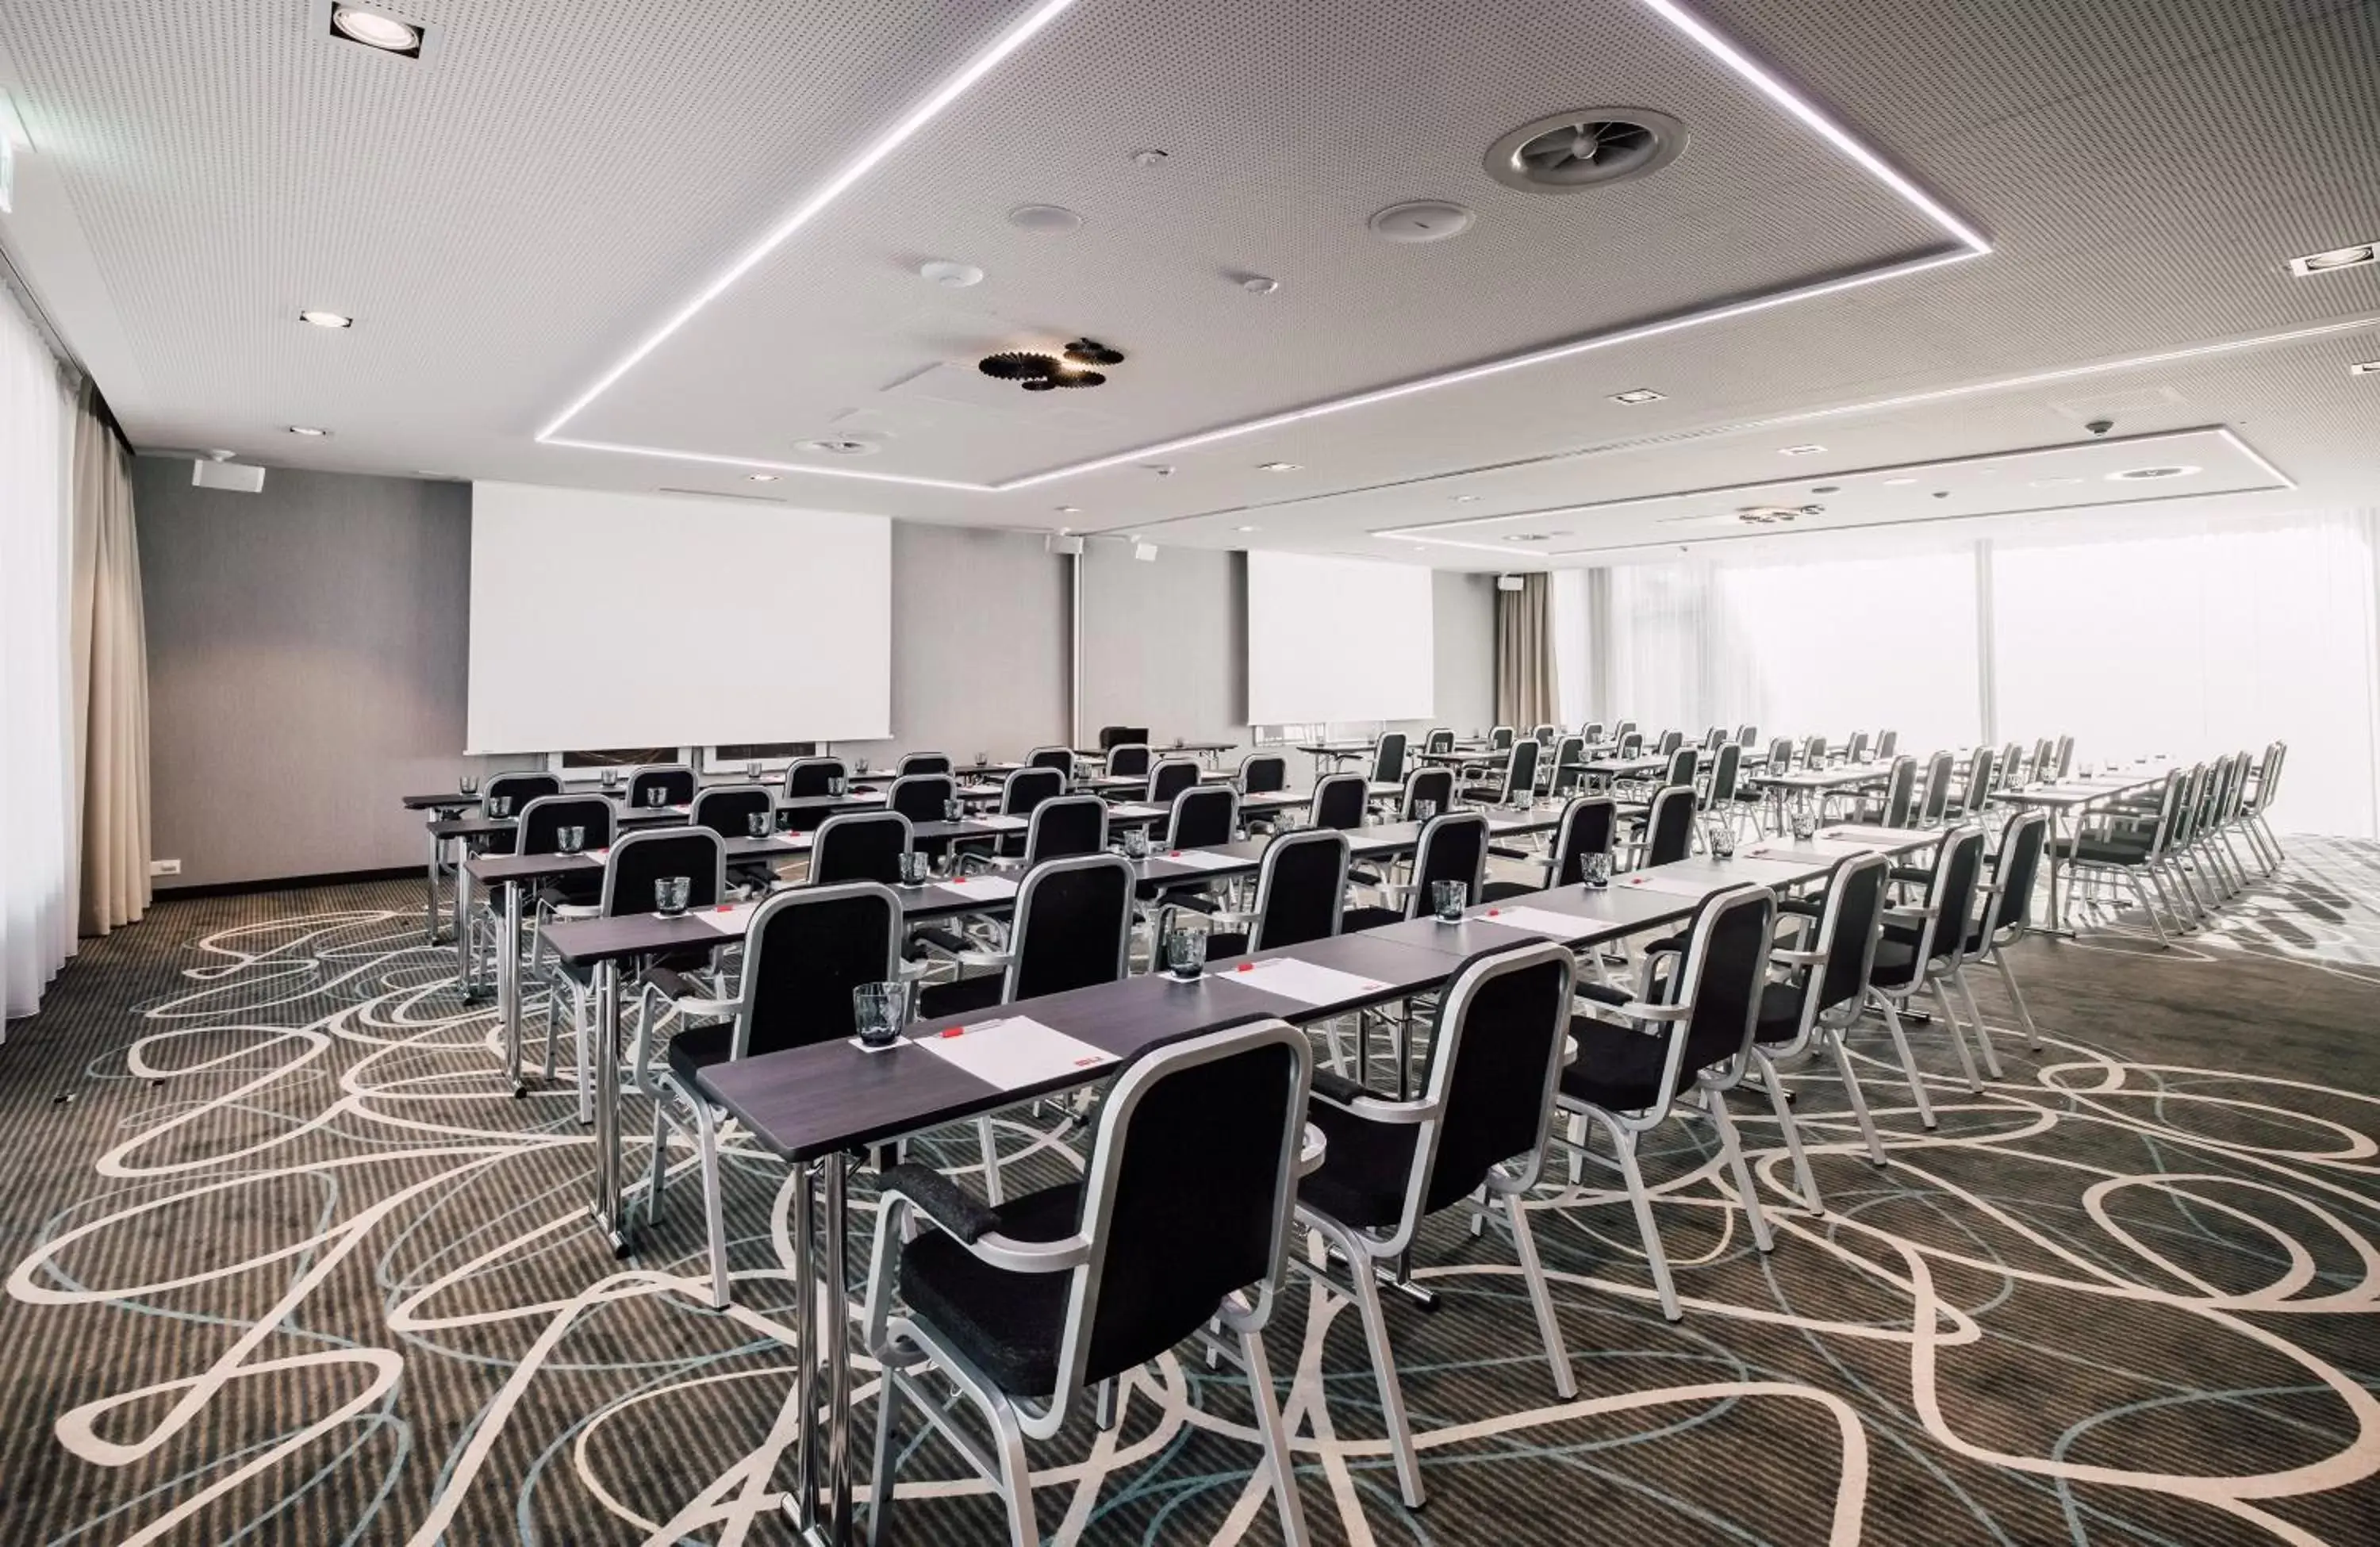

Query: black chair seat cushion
left=1869, top=937, right=1920, bottom=988
left=1205, top=931, right=1249, bottom=962
left=537, top=876, right=601, bottom=909
left=1478, top=879, right=1535, bottom=904
left=1340, top=904, right=1403, bottom=932
left=666, top=1021, right=737, bottom=1087
left=1457, top=785, right=1504, bottom=803
left=1560, top=1015, right=1673, bottom=1111
left=2057, top=839, right=2152, bottom=865
left=899, top=1181, right=1083, bottom=1398
left=1300, top=1097, right=1419, bottom=1231
left=1754, top=977, right=1810, bottom=1043
left=916, top=971, right=1008, bottom=1020
left=1883, top=919, right=1986, bottom=956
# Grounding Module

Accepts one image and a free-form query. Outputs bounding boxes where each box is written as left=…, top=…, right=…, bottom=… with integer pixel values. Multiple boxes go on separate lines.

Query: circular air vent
left=1487, top=109, right=1685, bottom=193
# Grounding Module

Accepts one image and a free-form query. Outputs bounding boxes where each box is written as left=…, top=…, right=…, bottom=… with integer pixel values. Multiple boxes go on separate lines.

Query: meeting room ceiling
left=0, top=0, right=2374, bottom=566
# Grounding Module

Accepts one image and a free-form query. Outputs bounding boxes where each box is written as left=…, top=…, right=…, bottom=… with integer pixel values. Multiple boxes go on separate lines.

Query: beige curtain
left=1494, top=572, right=1560, bottom=728
left=68, top=386, right=150, bottom=935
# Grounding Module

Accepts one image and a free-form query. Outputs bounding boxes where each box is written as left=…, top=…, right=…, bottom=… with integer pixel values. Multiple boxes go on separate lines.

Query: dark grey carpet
left=2, top=838, right=2376, bottom=1545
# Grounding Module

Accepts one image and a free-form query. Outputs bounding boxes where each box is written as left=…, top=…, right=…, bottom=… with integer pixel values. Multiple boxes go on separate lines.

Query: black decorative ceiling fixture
left=977, top=336, right=1127, bottom=391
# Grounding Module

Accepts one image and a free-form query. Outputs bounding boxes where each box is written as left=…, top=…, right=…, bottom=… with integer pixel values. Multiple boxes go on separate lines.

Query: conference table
left=1992, top=763, right=2173, bottom=933
left=689, top=819, right=1940, bottom=1545
left=539, top=808, right=1564, bottom=1256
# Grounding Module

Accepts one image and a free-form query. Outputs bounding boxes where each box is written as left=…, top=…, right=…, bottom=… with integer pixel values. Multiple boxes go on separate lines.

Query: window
left=699, top=742, right=818, bottom=774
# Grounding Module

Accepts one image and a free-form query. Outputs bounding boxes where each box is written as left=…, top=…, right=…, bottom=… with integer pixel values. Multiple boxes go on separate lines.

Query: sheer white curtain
left=1, top=290, right=77, bottom=1023
left=1991, top=511, right=2380, bottom=838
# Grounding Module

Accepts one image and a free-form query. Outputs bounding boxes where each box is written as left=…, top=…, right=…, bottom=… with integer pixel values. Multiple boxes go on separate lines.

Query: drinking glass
left=974, top=751, right=990, bottom=770
left=458, top=774, right=480, bottom=797
left=1431, top=880, right=1469, bottom=922
left=899, top=850, right=931, bottom=885
left=1708, top=820, right=1737, bottom=860
left=647, top=785, right=669, bottom=808
left=1414, top=799, right=1439, bottom=821
left=853, top=981, right=908, bottom=1048
left=1790, top=799, right=1818, bottom=839
left=855, top=757, right=871, bottom=777
left=555, top=825, right=585, bottom=855
left=488, top=796, right=512, bottom=820
left=747, top=812, right=772, bottom=839
left=1581, top=851, right=1611, bottom=889
left=654, top=877, right=691, bottom=916
left=1162, top=927, right=1207, bottom=981
left=827, top=776, right=847, bottom=797
left=601, top=767, right=620, bottom=789
left=943, top=797, right=963, bottom=822
left=1121, top=827, right=1150, bottom=860
left=746, top=760, right=762, bottom=779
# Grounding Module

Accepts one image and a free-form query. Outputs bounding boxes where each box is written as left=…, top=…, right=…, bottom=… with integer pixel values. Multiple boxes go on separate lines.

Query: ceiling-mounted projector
left=191, top=455, right=265, bottom=493
left=1495, top=574, right=1527, bottom=592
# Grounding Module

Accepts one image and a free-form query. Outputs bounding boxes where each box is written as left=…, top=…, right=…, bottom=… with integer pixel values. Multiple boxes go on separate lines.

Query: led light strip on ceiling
left=1384, top=426, right=2295, bottom=558
left=536, top=0, right=1988, bottom=491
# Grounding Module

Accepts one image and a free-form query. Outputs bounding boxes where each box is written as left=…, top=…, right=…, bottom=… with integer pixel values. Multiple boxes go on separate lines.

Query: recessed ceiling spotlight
left=1368, top=200, right=1474, bottom=244
left=1610, top=388, right=1665, bottom=405
left=1453, top=494, right=1482, bottom=502
left=747, top=473, right=780, bottom=482
left=917, top=259, right=984, bottom=288
left=1779, top=443, right=1825, bottom=455
left=1503, top=532, right=1553, bottom=542
left=2288, top=241, right=2375, bottom=276
left=2108, top=464, right=2200, bottom=482
left=2351, top=360, right=2380, bottom=376
left=287, top=425, right=330, bottom=436
left=1144, top=464, right=1175, bottom=477
left=1008, top=203, right=1084, bottom=232
left=1810, top=484, right=1840, bottom=494
left=1882, top=476, right=1920, bottom=486
left=1238, top=274, right=1280, bottom=295
left=298, top=309, right=353, bottom=328
left=329, top=5, right=422, bottom=56
left=1055, top=505, right=1081, bottom=514
left=1235, top=524, right=1261, bottom=532
left=1130, top=148, right=1169, bottom=167
left=1257, top=462, right=1302, bottom=472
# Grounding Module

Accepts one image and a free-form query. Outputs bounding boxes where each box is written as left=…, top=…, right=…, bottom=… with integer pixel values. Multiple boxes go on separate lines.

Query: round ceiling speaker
left=1368, top=200, right=1474, bottom=244
left=979, top=351, right=1058, bottom=380
left=1486, top=109, right=1686, bottom=193
left=918, top=259, right=985, bottom=288
left=1007, top=204, right=1084, bottom=232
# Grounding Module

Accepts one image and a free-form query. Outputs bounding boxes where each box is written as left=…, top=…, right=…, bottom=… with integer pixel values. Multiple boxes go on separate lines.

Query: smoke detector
left=1368, top=201, right=1474, bottom=244
left=1486, top=109, right=1685, bottom=193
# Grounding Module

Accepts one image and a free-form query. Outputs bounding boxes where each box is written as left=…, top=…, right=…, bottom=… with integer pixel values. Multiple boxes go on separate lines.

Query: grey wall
left=1432, top=570, right=1498, bottom=736
left=136, top=460, right=474, bottom=889
left=1079, top=543, right=1247, bottom=749
left=865, top=522, right=1070, bottom=762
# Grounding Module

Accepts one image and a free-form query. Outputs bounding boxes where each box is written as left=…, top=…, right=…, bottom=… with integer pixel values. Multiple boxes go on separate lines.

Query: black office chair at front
left=866, top=1017, right=1315, bottom=1547
left=1201, top=826, right=1348, bottom=963
left=1343, top=808, right=1488, bottom=931
left=475, top=771, right=561, bottom=857
left=1296, top=940, right=1580, bottom=1510
left=810, top=810, right=910, bottom=886
left=643, top=881, right=899, bottom=1307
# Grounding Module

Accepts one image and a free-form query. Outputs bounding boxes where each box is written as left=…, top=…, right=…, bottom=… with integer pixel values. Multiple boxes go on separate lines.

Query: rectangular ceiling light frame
left=536, top=0, right=1988, bottom=493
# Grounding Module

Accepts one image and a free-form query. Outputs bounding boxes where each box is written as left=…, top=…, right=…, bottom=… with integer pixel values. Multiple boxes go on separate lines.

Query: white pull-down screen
left=1246, top=551, right=1435, bottom=724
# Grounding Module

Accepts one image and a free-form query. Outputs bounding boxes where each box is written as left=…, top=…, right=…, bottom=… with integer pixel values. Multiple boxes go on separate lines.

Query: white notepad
left=1109, top=802, right=1167, bottom=819
left=938, top=874, right=1020, bottom=901
left=973, top=814, right=1030, bottom=831
left=844, top=791, right=888, bottom=805
left=917, top=1015, right=1116, bottom=1091
left=693, top=901, right=762, bottom=934
left=1741, top=842, right=1869, bottom=865
left=1618, top=872, right=1722, bottom=899
left=1212, top=957, right=1390, bottom=1005
left=1818, top=826, right=1932, bottom=846
left=1469, top=904, right=1591, bottom=940
left=1157, top=848, right=1242, bottom=871
left=961, top=783, right=1004, bottom=797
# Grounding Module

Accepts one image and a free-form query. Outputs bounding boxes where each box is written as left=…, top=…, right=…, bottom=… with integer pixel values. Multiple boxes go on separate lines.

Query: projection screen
left=1246, top=551, right=1435, bottom=724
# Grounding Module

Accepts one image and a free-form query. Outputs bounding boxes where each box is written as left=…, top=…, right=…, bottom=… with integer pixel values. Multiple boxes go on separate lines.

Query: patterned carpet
left=2, top=837, right=2376, bottom=1545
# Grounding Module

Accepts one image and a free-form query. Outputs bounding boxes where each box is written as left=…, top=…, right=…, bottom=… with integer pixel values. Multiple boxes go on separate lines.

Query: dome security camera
left=2086, top=418, right=2115, bottom=436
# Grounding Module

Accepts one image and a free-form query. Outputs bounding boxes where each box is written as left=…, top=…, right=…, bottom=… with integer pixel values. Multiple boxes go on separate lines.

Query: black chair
left=987, top=766, right=1065, bottom=859
left=1655, top=729, right=1684, bottom=758
left=1423, top=727, right=1455, bottom=754
left=508, top=794, right=613, bottom=972
left=1484, top=793, right=1614, bottom=900
left=1940, top=747, right=1997, bottom=824
left=1865, top=826, right=1990, bottom=1125
left=1236, top=751, right=1288, bottom=797
left=1489, top=724, right=1517, bottom=750
left=1343, top=808, right=1488, bottom=931
left=1854, top=754, right=1917, bottom=828
left=1399, top=766, right=1455, bottom=819
left=1107, top=743, right=1153, bottom=782
left=1023, top=793, right=1107, bottom=866
left=783, top=758, right=850, bottom=832
left=627, top=762, right=697, bottom=811
left=1095, top=724, right=1149, bottom=751
left=1745, top=851, right=1894, bottom=1211
left=1025, top=745, right=1076, bottom=774
left=1145, top=756, right=1200, bottom=807
left=1557, top=882, right=1776, bottom=1322
left=1958, top=809, right=2050, bottom=1060
left=1161, top=784, right=1237, bottom=850
left=1296, top=941, right=1580, bottom=1508
left=476, top=771, right=561, bottom=856
left=1369, top=731, right=1408, bottom=787
left=889, top=774, right=955, bottom=824
left=1914, top=749, right=1956, bottom=827
left=1844, top=730, right=1872, bottom=766
left=1876, top=728, right=1898, bottom=760
left=812, top=810, right=911, bottom=886
left=1460, top=738, right=1539, bottom=805
left=866, top=1018, right=1314, bottom=1547
left=643, top=881, right=899, bottom=1305
left=1545, top=733, right=1586, bottom=797
left=1201, top=827, right=1349, bottom=962
left=691, top=783, right=774, bottom=842
left=1309, top=772, right=1367, bottom=831
left=1622, top=784, right=1697, bottom=869
left=1736, top=724, right=1760, bottom=746
left=898, top=751, right=953, bottom=777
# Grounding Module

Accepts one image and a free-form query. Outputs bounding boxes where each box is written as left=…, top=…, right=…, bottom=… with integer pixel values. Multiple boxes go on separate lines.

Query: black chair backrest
left=1548, top=734, right=1586, bottom=793
left=1147, top=758, right=1200, bottom=805
left=889, top=774, right=954, bottom=824
left=1917, top=828, right=1987, bottom=967
left=1490, top=725, right=1516, bottom=750
left=1618, top=731, right=1645, bottom=759
left=1008, top=854, right=1135, bottom=1001
left=1311, top=773, right=1366, bottom=831
left=1250, top=827, right=1349, bottom=950
left=1425, top=727, right=1455, bottom=754
left=2054, top=734, right=2075, bottom=777
left=1879, top=756, right=1917, bottom=828
left=739, top=882, right=901, bottom=1060
left=1415, top=942, right=1575, bottom=1216
left=1803, top=735, right=1829, bottom=767
left=1660, top=745, right=1696, bottom=787
left=1027, top=746, right=1076, bottom=773
left=486, top=771, right=561, bottom=811
left=1536, top=724, right=1559, bottom=746
left=1706, top=741, right=1741, bottom=804
left=1959, top=747, right=1997, bottom=813
left=1486, top=738, right=1539, bottom=801
left=1737, top=724, right=1759, bottom=746
left=1068, top=1019, right=1311, bottom=1389
left=628, top=764, right=696, bottom=808
left=1238, top=752, right=1288, bottom=796
left=1407, top=809, right=1489, bottom=916
left=785, top=757, right=847, bottom=797
left=1766, top=735, right=1795, bottom=774
left=1165, top=785, right=1237, bottom=850
left=1372, top=731, right=1408, bottom=785
left=1810, top=852, right=1891, bottom=1015
left=812, top=811, right=909, bottom=886
left=1670, top=885, right=1777, bottom=1087
left=1876, top=729, right=1898, bottom=760
left=1613, top=718, right=1637, bottom=741
left=898, top=751, right=953, bottom=777
left=1917, top=750, right=1955, bottom=823
left=1096, top=724, right=1147, bottom=753
left=691, top=784, right=774, bottom=841
left=1645, top=785, right=1697, bottom=866
left=1107, top=743, right=1153, bottom=781
left=1547, top=794, right=1617, bottom=886
left=1001, top=765, right=1065, bottom=816
left=518, top=793, right=614, bottom=854
left=1402, top=766, right=1456, bottom=818
left=1027, top=793, right=1108, bottom=864
left=1987, top=809, right=2049, bottom=939
left=1656, top=729, right=1683, bottom=757
left=601, top=827, right=726, bottom=916
left=1845, top=730, right=1872, bottom=765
